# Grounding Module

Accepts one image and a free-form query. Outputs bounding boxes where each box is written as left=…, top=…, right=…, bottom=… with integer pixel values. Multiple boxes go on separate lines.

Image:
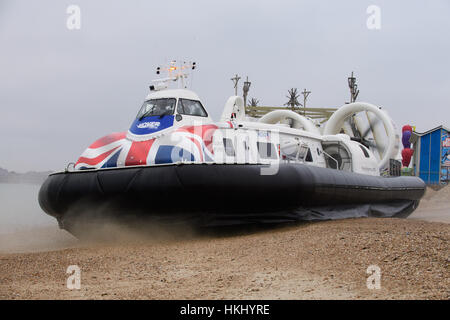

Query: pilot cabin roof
left=145, top=89, right=201, bottom=102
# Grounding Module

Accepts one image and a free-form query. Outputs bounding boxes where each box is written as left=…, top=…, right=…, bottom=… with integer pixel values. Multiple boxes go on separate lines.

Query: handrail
left=65, top=162, right=75, bottom=172
left=322, top=150, right=339, bottom=170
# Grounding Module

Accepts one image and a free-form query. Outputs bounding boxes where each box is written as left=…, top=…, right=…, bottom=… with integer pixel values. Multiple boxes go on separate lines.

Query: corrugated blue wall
left=419, top=128, right=442, bottom=184
left=441, top=129, right=449, bottom=183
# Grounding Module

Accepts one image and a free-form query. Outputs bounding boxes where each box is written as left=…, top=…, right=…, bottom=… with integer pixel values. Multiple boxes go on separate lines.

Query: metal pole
left=243, top=76, right=251, bottom=107
left=231, top=74, right=241, bottom=96
left=301, top=89, right=311, bottom=116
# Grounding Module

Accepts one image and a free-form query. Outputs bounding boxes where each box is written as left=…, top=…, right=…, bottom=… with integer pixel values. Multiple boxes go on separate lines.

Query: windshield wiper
left=139, top=111, right=153, bottom=121
left=139, top=109, right=172, bottom=121
left=159, top=111, right=172, bottom=118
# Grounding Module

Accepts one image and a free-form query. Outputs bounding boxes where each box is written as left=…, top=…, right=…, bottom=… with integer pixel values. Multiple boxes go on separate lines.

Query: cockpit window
left=177, top=99, right=208, bottom=117
left=136, top=98, right=176, bottom=119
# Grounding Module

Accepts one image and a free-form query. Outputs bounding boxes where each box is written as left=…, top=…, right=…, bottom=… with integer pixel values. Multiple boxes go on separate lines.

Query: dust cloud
left=0, top=183, right=54, bottom=234
left=0, top=181, right=448, bottom=254
left=409, top=185, right=450, bottom=223
left=0, top=183, right=76, bottom=253
left=0, top=182, right=199, bottom=252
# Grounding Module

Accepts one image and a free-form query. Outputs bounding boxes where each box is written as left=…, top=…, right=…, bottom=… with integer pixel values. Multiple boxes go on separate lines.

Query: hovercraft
left=39, top=62, right=425, bottom=237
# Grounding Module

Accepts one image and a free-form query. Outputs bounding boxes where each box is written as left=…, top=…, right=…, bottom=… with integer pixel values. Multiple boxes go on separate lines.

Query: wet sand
left=0, top=187, right=448, bottom=300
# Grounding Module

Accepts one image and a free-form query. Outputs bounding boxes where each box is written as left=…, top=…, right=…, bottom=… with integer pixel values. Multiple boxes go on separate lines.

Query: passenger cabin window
left=359, top=145, right=370, bottom=158
left=257, top=142, right=278, bottom=159
left=136, top=98, right=176, bottom=119
left=177, top=99, right=208, bottom=117
left=295, top=144, right=309, bottom=160
left=305, top=148, right=313, bottom=162
left=223, top=138, right=235, bottom=157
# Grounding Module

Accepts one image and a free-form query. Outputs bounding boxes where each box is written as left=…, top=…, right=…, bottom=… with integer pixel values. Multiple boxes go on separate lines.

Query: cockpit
left=136, top=98, right=176, bottom=119
left=128, top=90, right=212, bottom=139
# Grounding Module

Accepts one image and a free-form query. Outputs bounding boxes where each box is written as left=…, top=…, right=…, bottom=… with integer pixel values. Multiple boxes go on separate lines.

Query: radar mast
left=150, top=60, right=197, bottom=91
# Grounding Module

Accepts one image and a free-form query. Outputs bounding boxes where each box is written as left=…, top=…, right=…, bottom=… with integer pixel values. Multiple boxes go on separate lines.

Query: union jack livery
left=74, top=124, right=221, bottom=170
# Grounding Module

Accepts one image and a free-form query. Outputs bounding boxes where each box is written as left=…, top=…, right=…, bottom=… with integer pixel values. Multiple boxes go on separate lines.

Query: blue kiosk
left=411, top=125, right=450, bottom=184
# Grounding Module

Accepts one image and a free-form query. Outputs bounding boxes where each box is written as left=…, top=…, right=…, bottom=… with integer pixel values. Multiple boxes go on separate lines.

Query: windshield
left=136, top=98, right=176, bottom=119
left=177, top=99, right=208, bottom=117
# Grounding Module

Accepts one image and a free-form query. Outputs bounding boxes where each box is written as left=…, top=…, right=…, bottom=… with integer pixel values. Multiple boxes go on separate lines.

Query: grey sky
left=1, top=0, right=449, bottom=172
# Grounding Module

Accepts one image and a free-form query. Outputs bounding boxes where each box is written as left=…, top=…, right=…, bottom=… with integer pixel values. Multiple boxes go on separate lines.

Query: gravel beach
left=0, top=187, right=448, bottom=300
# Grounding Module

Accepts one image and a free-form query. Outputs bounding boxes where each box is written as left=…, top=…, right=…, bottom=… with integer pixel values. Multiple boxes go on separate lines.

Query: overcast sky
left=1, top=0, right=449, bottom=172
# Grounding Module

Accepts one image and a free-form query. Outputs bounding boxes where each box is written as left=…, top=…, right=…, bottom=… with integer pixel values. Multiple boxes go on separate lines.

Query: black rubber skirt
left=39, top=163, right=426, bottom=232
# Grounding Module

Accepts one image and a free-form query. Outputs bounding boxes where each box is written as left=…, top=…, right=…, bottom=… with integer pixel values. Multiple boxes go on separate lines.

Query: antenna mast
left=151, top=60, right=197, bottom=91
left=348, top=71, right=359, bottom=103
left=242, top=76, right=251, bottom=107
